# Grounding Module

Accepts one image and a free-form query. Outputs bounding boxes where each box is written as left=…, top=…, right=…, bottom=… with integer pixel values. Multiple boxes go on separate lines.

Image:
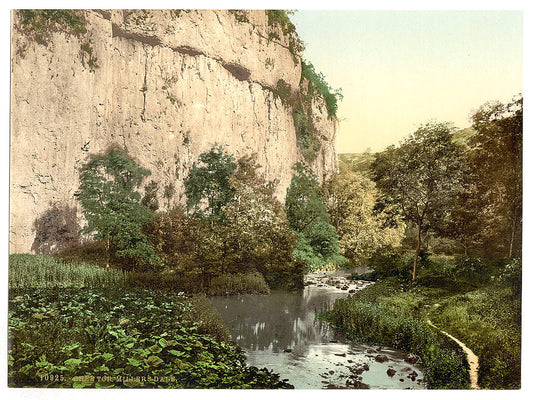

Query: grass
left=427, top=285, right=521, bottom=389
left=323, top=280, right=470, bottom=389
left=325, top=260, right=521, bottom=390
left=9, top=254, right=134, bottom=289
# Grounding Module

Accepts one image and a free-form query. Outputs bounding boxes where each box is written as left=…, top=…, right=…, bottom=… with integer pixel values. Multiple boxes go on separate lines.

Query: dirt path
left=427, top=319, right=480, bottom=390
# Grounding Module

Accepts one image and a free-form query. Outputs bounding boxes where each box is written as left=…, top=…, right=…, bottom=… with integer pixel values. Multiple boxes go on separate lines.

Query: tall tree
left=76, top=147, right=160, bottom=270
left=321, top=171, right=405, bottom=265
left=184, top=144, right=237, bottom=219
left=469, top=95, right=522, bottom=258
left=372, top=121, right=468, bottom=280
left=285, top=162, right=344, bottom=269
left=221, top=155, right=299, bottom=288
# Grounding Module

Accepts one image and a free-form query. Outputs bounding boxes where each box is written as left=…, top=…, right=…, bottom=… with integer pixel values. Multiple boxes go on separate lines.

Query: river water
left=209, top=278, right=426, bottom=389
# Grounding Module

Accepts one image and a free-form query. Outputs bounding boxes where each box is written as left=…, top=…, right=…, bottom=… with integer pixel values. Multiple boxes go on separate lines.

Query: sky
left=290, top=10, right=523, bottom=153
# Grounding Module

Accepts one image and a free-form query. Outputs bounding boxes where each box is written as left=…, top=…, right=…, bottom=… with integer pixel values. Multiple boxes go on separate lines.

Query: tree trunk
left=508, top=211, right=517, bottom=259
left=105, top=237, right=110, bottom=269
left=412, top=222, right=422, bottom=280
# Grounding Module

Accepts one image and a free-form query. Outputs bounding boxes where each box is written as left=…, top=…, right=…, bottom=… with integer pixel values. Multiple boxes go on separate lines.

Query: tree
left=321, top=171, right=405, bottom=265
left=468, top=95, right=522, bottom=258
left=184, top=144, right=237, bottom=219
left=371, top=122, right=468, bottom=280
left=221, top=157, right=299, bottom=288
left=76, top=147, right=160, bottom=270
left=285, top=162, right=344, bottom=269
left=141, top=180, right=160, bottom=212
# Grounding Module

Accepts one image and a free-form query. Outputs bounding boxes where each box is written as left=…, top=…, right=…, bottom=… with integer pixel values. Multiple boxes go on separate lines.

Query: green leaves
left=285, top=162, right=344, bottom=270
left=76, top=147, right=160, bottom=271
left=184, top=144, right=237, bottom=219
left=371, top=121, right=469, bottom=279
left=9, top=287, right=293, bottom=389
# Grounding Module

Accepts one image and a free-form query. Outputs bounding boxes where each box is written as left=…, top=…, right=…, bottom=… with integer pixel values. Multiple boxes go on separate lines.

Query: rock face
left=10, top=10, right=338, bottom=254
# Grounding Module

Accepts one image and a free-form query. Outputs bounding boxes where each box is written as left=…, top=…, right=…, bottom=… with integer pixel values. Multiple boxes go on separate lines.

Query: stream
left=209, top=272, right=426, bottom=389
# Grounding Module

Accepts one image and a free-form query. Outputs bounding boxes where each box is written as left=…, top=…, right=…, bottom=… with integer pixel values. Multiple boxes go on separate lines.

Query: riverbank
left=323, top=276, right=521, bottom=389
left=210, top=275, right=427, bottom=389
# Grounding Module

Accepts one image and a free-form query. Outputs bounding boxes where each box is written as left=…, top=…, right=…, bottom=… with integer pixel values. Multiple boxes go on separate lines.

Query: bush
left=366, top=252, right=413, bottom=281
left=301, top=60, right=342, bottom=118
left=18, top=9, right=86, bottom=45
left=186, top=294, right=231, bottom=343
left=207, top=271, right=270, bottom=296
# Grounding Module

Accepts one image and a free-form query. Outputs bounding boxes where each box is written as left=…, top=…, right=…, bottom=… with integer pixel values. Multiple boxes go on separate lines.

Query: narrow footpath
left=427, top=320, right=480, bottom=390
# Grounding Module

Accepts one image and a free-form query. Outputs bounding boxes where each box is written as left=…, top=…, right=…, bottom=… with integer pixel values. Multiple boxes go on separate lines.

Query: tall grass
left=9, top=254, right=134, bottom=289
left=207, top=271, right=270, bottom=296
left=323, top=281, right=471, bottom=389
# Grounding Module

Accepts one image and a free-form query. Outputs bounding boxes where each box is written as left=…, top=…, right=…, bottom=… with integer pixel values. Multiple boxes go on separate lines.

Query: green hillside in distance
left=338, top=152, right=375, bottom=177
left=338, top=126, right=476, bottom=176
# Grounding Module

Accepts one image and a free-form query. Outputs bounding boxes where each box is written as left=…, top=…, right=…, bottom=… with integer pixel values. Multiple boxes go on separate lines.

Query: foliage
left=321, top=170, right=405, bottom=265
left=18, top=10, right=86, bottom=45
left=265, top=10, right=305, bottom=62
left=9, top=254, right=133, bottom=289
left=427, top=270, right=521, bottom=389
left=207, top=272, right=270, bottom=296
left=293, top=103, right=321, bottom=163
left=144, top=207, right=223, bottom=290
left=229, top=10, right=249, bottom=24
left=338, top=151, right=376, bottom=179
left=301, top=60, right=343, bottom=119
left=161, top=153, right=303, bottom=291
left=76, top=147, right=160, bottom=271
left=79, top=42, right=99, bottom=72
left=220, top=155, right=301, bottom=289
left=337, top=258, right=521, bottom=389
left=323, top=282, right=470, bottom=389
left=8, top=287, right=293, bottom=388
left=372, top=121, right=469, bottom=279
left=186, top=294, right=231, bottom=343
left=141, top=180, right=160, bottom=212
left=266, top=10, right=296, bottom=34
left=285, top=162, right=345, bottom=270
left=468, top=95, right=522, bottom=258
left=184, top=144, right=237, bottom=219
left=364, top=252, right=416, bottom=282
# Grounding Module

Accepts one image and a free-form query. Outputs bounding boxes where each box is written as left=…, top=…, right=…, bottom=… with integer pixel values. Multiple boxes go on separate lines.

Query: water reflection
left=210, top=285, right=425, bottom=389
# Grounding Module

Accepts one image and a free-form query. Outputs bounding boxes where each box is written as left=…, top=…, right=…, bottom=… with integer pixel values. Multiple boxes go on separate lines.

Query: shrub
left=18, top=10, right=86, bottom=45
left=301, top=60, right=342, bottom=119
left=207, top=271, right=270, bottom=296
left=31, top=204, right=80, bottom=254
left=185, top=294, right=231, bottom=343
left=366, top=252, right=413, bottom=281
left=285, top=162, right=345, bottom=270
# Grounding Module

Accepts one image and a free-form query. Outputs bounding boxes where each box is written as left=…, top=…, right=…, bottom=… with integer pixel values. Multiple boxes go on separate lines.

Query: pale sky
left=291, top=10, right=523, bottom=153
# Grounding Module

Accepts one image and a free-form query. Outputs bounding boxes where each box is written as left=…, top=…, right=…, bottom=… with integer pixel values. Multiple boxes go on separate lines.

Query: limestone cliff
left=10, top=10, right=338, bottom=254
